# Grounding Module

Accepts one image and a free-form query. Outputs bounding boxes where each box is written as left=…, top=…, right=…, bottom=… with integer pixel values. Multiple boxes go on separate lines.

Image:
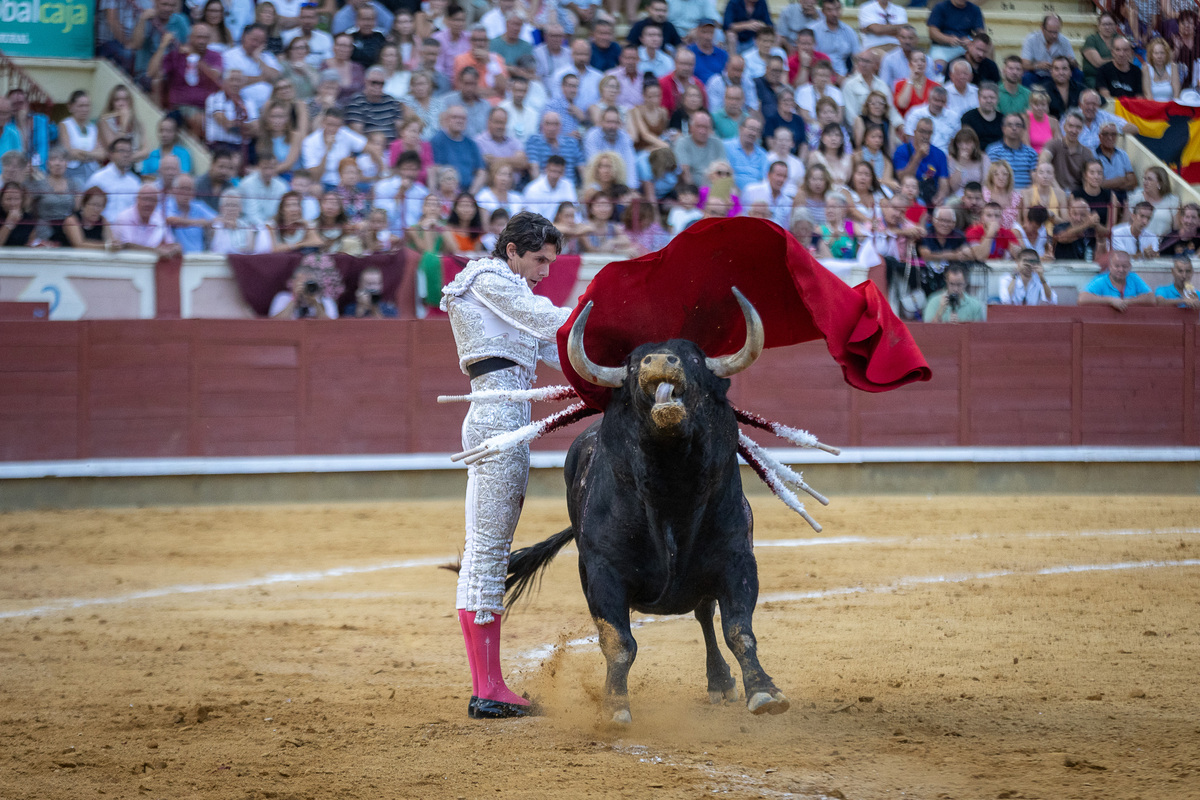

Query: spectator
left=894, top=116, right=951, bottom=207
left=270, top=263, right=338, bottom=318
left=667, top=84, right=705, bottom=139
left=205, top=69, right=259, bottom=147
left=806, top=122, right=852, bottom=186
left=699, top=159, right=740, bottom=215
left=673, top=109, right=726, bottom=186
left=26, top=149, right=77, bottom=242
left=233, top=154, right=286, bottom=228
left=892, top=51, right=938, bottom=120
left=794, top=61, right=842, bottom=129
left=790, top=207, right=830, bottom=257
left=637, top=24, right=675, bottom=80
left=985, top=115, right=1039, bottom=190
left=344, top=266, right=398, bottom=318
left=224, top=24, right=284, bottom=108
left=1169, top=11, right=1198, bottom=88
left=723, top=0, right=775, bottom=54
left=85, top=138, right=142, bottom=219
left=195, top=148, right=239, bottom=211
left=1041, top=57, right=1084, bottom=120
left=636, top=146, right=680, bottom=203
left=575, top=74, right=612, bottom=131
left=314, top=190, right=353, bottom=251
left=706, top=54, right=757, bottom=115
left=475, top=107, right=529, bottom=180
left=492, top=14, right=535, bottom=68
left=581, top=151, right=634, bottom=206
left=845, top=159, right=884, bottom=222
left=397, top=72, right=437, bottom=142
left=1021, top=162, right=1067, bottom=225
left=429, top=105, right=485, bottom=193
left=1078, top=249, right=1154, bottom=310
left=165, top=173, right=218, bottom=252
left=335, top=158, right=371, bottom=223
left=904, top=86, right=958, bottom=151
left=672, top=0, right=723, bottom=43
left=919, top=206, right=975, bottom=287
left=1092, top=122, right=1138, bottom=204
left=743, top=26, right=788, bottom=82
left=661, top=49, right=708, bottom=114
left=142, top=117, right=193, bottom=179
left=753, top=56, right=789, bottom=122
left=843, top=54, right=898, bottom=129
left=96, top=0, right=141, bottom=73
left=1038, top=110, right=1094, bottom=194
left=926, top=0, right=986, bottom=76
left=778, top=0, right=822, bottom=45
left=323, top=34, right=366, bottom=103
left=300, top=108, right=364, bottom=187
left=743, top=160, right=796, bottom=228
left=580, top=194, right=633, bottom=253
left=533, top=25, right=571, bottom=86
left=688, top=19, right=728, bottom=85
left=1081, top=12, right=1118, bottom=88
left=857, top=124, right=896, bottom=190
left=1024, top=88, right=1058, bottom=154
left=357, top=207, right=394, bottom=254
left=1097, top=37, right=1142, bottom=100
left=765, top=88, right=807, bottom=154
left=1127, top=166, right=1179, bottom=238
left=61, top=186, right=113, bottom=249
left=57, top=91, right=105, bottom=185
left=371, top=150, right=427, bottom=231
left=445, top=191, right=484, bottom=252
left=1159, top=203, right=1200, bottom=257
left=997, top=55, right=1031, bottom=117
left=872, top=195, right=925, bottom=278
left=554, top=39, right=605, bottom=109
left=788, top=27, right=831, bottom=88
left=1109, top=201, right=1161, bottom=259
left=943, top=60, right=980, bottom=118
left=437, top=67, right=493, bottom=139
left=713, top=85, right=751, bottom=140
left=628, top=83, right=671, bottom=151
left=583, top=107, right=639, bottom=186
left=999, top=248, right=1057, bottom=304
left=1155, top=256, right=1200, bottom=307
left=791, top=162, right=831, bottom=225
left=764, top=125, right=806, bottom=185
left=522, top=154, right=578, bottom=217
left=811, top=0, right=859, bottom=77
left=256, top=101, right=302, bottom=179
left=880, top=25, right=921, bottom=90
left=724, top=116, right=768, bottom=191
left=628, top=0, right=683, bottom=51
left=1021, top=14, right=1078, bottom=86
left=282, top=4, right=334, bottom=68
left=1052, top=196, right=1105, bottom=261
left=98, top=85, right=150, bottom=163
left=1077, top=90, right=1135, bottom=150
left=947, top=180, right=984, bottom=229
left=256, top=3, right=284, bottom=55
left=477, top=162, right=525, bottom=216
left=950, top=34, right=1000, bottom=87
left=857, top=0, right=907, bottom=51
left=946, top=127, right=989, bottom=194
left=667, top=182, right=704, bottom=233
left=432, top=4, right=470, bottom=76
left=1072, top=159, right=1116, bottom=235
left=819, top=193, right=861, bottom=258
left=345, top=67, right=404, bottom=137
left=896, top=174, right=928, bottom=225
left=923, top=262, right=984, bottom=322
left=552, top=200, right=583, bottom=254
left=346, top=5, right=386, bottom=69
left=1017, top=203, right=1053, bottom=257
left=967, top=200, right=1021, bottom=260
left=113, top=184, right=181, bottom=257
left=960, top=81, right=1003, bottom=151
left=154, top=154, right=183, bottom=198
left=524, top=112, right=583, bottom=180
left=453, top=26, right=507, bottom=94
left=0, top=182, right=37, bottom=248
left=132, top=0, right=191, bottom=79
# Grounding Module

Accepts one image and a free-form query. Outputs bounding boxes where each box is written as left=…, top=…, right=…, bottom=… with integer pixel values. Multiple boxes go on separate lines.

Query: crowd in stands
left=1, top=0, right=1199, bottom=318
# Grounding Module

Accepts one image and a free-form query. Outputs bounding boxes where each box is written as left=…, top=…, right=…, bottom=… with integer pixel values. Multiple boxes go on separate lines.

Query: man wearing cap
left=688, top=18, right=728, bottom=84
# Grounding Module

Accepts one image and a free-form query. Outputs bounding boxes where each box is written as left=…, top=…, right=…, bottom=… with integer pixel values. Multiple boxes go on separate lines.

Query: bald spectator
left=673, top=109, right=726, bottom=186
left=904, top=86, right=959, bottom=151
left=475, top=107, right=528, bottom=175
left=432, top=104, right=487, bottom=192
left=345, top=67, right=404, bottom=136
left=553, top=39, right=604, bottom=110
left=842, top=50, right=901, bottom=126
left=706, top=53, right=759, bottom=113
left=148, top=22, right=223, bottom=140
left=724, top=116, right=768, bottom=191
left=164, top=173, right=217, bottom=253
left=1077, top=89, right=1135, bottom=150
left=1078, top=249, right=1154, bottom=311
left=113, top=184, right=180, bottom=257
left=524, top=111, right=583, bottom=179
left=492, top=13, right=534, bottom=67
left=660, top=48, right=707, bottom=113
left=712, top=84, right=750, bottom=140
left=582, top=107, right=638, bottom=185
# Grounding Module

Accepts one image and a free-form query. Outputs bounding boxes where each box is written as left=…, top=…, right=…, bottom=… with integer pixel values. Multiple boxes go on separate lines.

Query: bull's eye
left=642, top=356, right=652, bottom=365
left=667, top=356, right=678, bottom=364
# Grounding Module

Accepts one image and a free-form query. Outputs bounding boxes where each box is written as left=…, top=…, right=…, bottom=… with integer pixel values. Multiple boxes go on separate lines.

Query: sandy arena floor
left=1, top=495, right=1199, bottom=800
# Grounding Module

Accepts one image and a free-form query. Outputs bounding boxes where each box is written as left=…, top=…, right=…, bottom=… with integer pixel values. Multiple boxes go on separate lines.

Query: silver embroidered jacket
left=440, top=257, right=572, bottom=376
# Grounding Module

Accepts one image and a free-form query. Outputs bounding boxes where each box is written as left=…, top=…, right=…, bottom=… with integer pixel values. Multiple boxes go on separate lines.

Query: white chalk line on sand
left=513, top=558, right=1200, bottom=664
left=2, top=525, right=1197, bottom=621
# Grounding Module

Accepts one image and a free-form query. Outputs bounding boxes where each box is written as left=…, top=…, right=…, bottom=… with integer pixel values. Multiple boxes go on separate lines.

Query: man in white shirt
left=204, top=69, right=259, bottom=146
left=221, top=24, right=282, bottom=108
left=281, top=4, right=333, bottom=68
left=113, top=184, right=180, bottom=255
left=373, top=151, right=429, bottom=231
left=794, top=61, right=843, bottom=127
left=904, top=86, right=960, bottom=150
left=481, top=0, right=535, bottom=42
left=499, top=76, right=541, bottom=143
left=943, top=59, right=980, bottom=118
left=301, top=108, right=368, bottom=186
left=637, top=24, right=674, bottom=79
left=763, top=126, right=805, bottom=189
left=841, top=51, right=903, bottom=125
left=522, top=155, right=577, bottom=218
left=742, top=161, right=797, bottom=228
left=742, top=27, right=788, bottom=81
left=857, top=0, right=907, bottom=50
left=237, top=153, right=289, bottom=227
left=532, top=24, right=571, bottom=85
left=551, top=38, right=603, bottom=109
left=85, top=138, right=142, bottom=219
left=1110, top=202, right=1160, bottom=258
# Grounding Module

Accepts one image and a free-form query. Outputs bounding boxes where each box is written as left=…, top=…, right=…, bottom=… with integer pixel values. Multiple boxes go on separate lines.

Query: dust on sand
left=1, top=496, right=1199, bottom=799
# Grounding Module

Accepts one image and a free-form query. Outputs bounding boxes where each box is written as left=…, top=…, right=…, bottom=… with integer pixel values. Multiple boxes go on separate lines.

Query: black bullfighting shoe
left=467, top=696, right=537, bottom=719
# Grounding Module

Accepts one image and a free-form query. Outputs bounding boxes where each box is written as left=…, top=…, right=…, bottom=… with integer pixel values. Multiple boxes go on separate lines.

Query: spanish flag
left=1112, top=98, right=1200, bottom=183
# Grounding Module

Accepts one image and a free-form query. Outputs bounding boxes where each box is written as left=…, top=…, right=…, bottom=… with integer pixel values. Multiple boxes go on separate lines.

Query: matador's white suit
left=441, top=258, right=571, bottom=625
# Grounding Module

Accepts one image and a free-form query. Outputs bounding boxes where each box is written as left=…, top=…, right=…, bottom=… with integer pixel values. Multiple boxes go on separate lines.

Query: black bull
left=505, top=291, right=790, bottom=724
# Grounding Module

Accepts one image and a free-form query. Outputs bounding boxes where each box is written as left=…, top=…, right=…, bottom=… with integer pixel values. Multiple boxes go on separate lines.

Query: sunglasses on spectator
left=714, top=170, right=732, bottom=176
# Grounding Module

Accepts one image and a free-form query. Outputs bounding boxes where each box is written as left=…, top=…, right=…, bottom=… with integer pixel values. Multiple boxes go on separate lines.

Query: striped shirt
left=523, top=134, right=583, bottom=178
left=984, top=141, right=1040, bottom=189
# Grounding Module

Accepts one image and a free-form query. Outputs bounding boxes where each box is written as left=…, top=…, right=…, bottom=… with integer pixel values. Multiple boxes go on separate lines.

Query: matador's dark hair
left=492, top=210, right=564, bottom=260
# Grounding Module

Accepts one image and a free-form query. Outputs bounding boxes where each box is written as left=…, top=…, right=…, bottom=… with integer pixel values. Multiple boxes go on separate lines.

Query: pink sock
left=458, top=609, right=529, bottom=706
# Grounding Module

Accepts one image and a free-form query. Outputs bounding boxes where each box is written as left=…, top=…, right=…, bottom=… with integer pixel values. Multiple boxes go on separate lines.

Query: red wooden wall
left=1, top=308, right=1196, bottom=462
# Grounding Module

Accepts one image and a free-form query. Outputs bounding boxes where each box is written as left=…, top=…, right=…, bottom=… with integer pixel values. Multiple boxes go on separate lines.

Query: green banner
left=0, top=0, right=95, bottom=58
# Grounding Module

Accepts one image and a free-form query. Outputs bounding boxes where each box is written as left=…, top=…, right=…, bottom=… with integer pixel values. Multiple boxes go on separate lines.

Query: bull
left=505, top=289, right=790, bottom=724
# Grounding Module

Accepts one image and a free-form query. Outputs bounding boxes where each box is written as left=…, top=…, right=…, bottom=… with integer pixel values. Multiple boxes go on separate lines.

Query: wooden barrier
left=1, top=309, right=1197, bottom=462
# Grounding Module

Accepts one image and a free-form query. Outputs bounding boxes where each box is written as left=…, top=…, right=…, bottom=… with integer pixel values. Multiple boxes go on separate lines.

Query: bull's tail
left=505, top=527, right=575, bottom=610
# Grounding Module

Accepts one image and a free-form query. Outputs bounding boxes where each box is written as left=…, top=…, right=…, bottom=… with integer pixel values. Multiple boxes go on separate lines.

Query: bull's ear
left=567, top=301, right=628, bottom=388
left=705, top=288, right=764, bottom=378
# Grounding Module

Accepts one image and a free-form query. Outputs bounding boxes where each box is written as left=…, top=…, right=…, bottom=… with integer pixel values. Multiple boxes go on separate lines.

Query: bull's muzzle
left=638, top=354, right=687, bottom=429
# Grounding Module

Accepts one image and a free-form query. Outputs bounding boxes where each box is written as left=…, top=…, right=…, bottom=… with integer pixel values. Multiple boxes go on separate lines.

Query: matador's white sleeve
left=468, top=272, right=572, bottom=344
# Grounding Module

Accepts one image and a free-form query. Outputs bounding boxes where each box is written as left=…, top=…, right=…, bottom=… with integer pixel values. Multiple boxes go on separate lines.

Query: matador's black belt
left=467, top=357, right=518, bottom=380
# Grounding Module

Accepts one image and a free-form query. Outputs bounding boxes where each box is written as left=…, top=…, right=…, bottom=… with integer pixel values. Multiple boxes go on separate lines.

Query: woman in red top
left=893, top=51, right=939, bottom=119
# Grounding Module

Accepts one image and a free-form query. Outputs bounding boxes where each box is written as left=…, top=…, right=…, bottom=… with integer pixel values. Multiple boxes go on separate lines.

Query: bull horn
left=567, top=301, right=628, bottom=388
left=705, top=288, right=765, bottom=378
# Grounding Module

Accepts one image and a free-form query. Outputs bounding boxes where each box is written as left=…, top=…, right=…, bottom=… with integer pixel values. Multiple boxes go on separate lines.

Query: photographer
left=344, top=267, right=398, bottom=318
left=269, top=264, right=338, bottom=319
left=923, top=263, right=986, bottom=323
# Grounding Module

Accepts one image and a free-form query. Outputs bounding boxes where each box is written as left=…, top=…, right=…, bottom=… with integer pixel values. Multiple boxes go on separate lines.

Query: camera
left=368, top=290, right=382, bottom=304
left=303, top=279, right=320, bottom=295
left=948, top=294, right=960, bottom=311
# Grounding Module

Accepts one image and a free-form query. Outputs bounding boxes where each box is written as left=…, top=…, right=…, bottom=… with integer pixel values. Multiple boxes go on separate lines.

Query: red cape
left=556, top=217, right=932, bottom=411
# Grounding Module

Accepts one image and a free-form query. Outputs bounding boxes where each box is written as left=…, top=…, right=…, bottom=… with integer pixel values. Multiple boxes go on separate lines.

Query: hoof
left=709, top=686, right=739, bottom=704
left=609, top=708, right=632, bottom=725
left=468, top=696, right=536, bottom=719
left=747, top=691, right=791, bottom=716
